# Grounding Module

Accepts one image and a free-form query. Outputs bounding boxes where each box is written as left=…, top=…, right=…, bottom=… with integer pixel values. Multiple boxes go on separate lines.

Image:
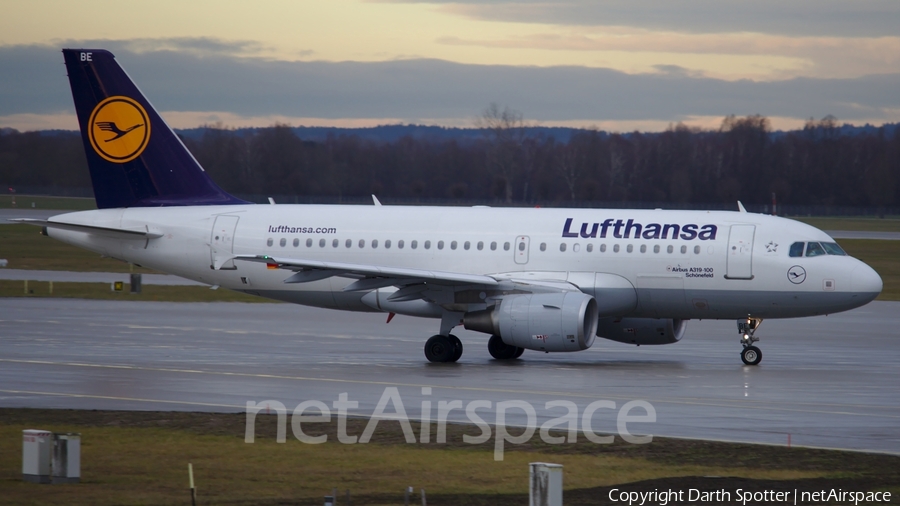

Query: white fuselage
left=47, top=205, right=882, bottom=321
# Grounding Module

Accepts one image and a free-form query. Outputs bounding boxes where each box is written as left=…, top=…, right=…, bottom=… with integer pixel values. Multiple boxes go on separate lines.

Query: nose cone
left=851, top=262, right=883, bottom=304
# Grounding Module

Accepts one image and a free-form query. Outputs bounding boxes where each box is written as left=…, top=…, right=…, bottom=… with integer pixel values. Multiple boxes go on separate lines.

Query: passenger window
left=653, top=245, right=659, bottom=254
left=477, top=241, right=484, bottom=251
left=437, top=241, right=444, bottom=250
left=518, top=242, right=525, bottom=251
left=640, top=245, right=646, bottom=253
left=560, top=243, right=567, bottom=252
left=789, top=242, right=804, bottom=257
left=463, top=241, right=470, bottom=250
left=613, top=244, right=620, bottom=253
left=398, top=240, right=404, bottom=249
left=425, top=240, right=431, bottom=249
left=293, top=238, right=299, bottom=247
left=540, top=243, right=547, bottom=251
left=587, top=244, right=593, bottom=252
left=451, top=241, right=457, bottom=250
left=279, top=238, right=286, bottom=247
left=358, top=239, right=365, bottom=248
left=490, top=241, right=497, bottom=251
left=319, top=238, right=326, bottom=248
left=600, top=244, right=606, bottom=253
left=385, top=240, right=391, bottom=249
left=822, top=242, right=846, bottom=256
left=332, top=239, right=339, bottom=248
left=345, top=239, right=352, bottom=248
left=667, top=245, right=673, bottom=254
left=372, top=239, right=379, bottom=249
left=573, top=244, right=581, bottom=252
left=504, top=242, right=511, bottom=251
left=307, top=238, right=313, bottom=248
left=680, top=245, right=686, bottom=254
left=626, top=244, right=633, bottom=253
left=266, top=238, right=273, bottom=247
left=805, top=242, right=826, bottom=257
left=411, top=240, right=418, bottom=249
left=694, top=245, right=700, bottom=254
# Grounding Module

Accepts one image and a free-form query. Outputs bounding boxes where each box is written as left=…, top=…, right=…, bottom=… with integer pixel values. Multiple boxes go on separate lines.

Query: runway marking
left=2, top=358, right=898, bottom=419
left=0, top=388, right=243, bottom=410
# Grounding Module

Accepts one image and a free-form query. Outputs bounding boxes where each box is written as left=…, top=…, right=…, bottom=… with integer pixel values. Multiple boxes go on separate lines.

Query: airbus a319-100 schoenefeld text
left=17, top=49, right=884, bottom=365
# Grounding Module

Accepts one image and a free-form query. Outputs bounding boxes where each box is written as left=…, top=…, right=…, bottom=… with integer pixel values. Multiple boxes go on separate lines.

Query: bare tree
left=476, top=103, right=526, bottom=204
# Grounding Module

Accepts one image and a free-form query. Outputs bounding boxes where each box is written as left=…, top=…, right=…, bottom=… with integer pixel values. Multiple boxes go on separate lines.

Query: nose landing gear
left=738, top=317, right=763, bottom=365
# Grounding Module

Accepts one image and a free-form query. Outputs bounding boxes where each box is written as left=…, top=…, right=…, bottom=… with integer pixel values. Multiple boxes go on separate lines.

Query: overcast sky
left=2, top=0, right=899, bottom=132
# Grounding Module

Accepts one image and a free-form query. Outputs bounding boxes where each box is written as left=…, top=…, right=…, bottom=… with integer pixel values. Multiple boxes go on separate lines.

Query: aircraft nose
left=851, top=262, right=883, bottom=298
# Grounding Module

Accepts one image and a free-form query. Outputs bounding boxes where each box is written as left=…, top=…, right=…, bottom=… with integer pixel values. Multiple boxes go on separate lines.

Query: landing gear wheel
left=488, top=335, right=519, bottom=360
left=448, top=334, right=463, bottom=362
left=424, top=335, right=454, bottom=363
left=741, top=346, right=762, bottom=366
left=513, top=347, right=525, bottom=358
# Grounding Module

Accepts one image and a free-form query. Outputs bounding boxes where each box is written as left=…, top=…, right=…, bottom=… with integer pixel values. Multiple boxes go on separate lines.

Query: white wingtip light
left=372, top=195, right=382, bottom=206
left=737, top=201, right=747, bottom=213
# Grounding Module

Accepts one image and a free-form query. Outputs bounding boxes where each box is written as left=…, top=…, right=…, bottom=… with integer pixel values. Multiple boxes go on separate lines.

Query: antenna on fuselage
left=372, top=195, right=382, bottom=206
left=737, top=201, right=747, bottom=213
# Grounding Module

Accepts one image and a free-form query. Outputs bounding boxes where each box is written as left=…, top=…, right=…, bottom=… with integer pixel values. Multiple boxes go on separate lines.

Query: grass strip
left=2, top=409, right=897, bottom=505
left=0, top=280, right=273, bottom=303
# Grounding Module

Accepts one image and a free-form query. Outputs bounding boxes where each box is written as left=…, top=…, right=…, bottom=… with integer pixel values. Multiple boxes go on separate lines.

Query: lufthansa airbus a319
left=16, top=49, right=883, bottom=365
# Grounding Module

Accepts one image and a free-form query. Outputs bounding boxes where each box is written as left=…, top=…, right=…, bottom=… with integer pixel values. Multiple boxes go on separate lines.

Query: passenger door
left=210, top=215, right=240, bottom=270
left=725, top=224, right=755, bottom=279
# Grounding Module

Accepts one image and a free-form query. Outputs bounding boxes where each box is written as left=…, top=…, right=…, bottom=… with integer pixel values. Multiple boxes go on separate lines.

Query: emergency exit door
left=514, top=235, right=530, bottom=264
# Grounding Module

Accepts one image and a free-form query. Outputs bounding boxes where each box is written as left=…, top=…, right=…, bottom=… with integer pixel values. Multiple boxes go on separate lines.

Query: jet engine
left=596, top=317, right=687, bottom=345
left=464, top=292, right=599, bottom=352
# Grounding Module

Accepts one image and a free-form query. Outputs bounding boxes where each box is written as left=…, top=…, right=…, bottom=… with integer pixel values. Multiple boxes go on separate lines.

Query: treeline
left=1, top=115, right=899, bottom=210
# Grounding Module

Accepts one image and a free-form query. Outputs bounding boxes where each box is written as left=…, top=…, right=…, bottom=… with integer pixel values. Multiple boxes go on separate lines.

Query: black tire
left=448, top=334, right=463, bottom=362
left=488, top=335, right=518, bottom=360
left=424, top=335, right=454, bottom=363
left=741, top=346, right=762, bottom=366
left=513, top=347, right=525, bottom=359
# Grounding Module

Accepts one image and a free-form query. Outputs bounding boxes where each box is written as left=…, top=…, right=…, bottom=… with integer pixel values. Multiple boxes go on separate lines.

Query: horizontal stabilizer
left=11, top=218, right=163, bottom=240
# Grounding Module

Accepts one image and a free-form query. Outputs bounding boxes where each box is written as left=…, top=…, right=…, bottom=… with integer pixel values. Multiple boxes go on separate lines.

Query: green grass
left=0, top=280, right=274, bottom=303
left=790, top=216, right=900, bottom=232
left=0, top=195, right=96, bottom=211
left=839, top=239, right=900, bottom=300
left=0, top=224, right=155, bottom=272
left=6, top=409, right=896, bottom=506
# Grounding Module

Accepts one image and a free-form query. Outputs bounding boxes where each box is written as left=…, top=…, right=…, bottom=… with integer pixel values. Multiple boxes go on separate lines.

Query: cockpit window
left=805, top=242, right=826, bottom=257
left=821, top=242, right=847, bottom=256
left=789, top=242, right=805, bottom=257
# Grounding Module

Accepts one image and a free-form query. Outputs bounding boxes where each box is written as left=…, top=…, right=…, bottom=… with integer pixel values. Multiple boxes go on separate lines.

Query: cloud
left=387, top=0, right=900, bottom=38
left=436, top=28, right=900, bottom=80
left=1, top=39, right=899, bottom=130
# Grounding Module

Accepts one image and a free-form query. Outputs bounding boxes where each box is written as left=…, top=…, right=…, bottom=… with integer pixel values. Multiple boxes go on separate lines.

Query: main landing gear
left=424, top=334, right=463, bottom=363
left=738, top=317, right=763, bottom=366
left=488, top=335, right=524, bottom=361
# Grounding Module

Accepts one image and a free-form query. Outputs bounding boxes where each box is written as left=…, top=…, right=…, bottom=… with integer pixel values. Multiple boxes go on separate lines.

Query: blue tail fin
left=63, top=49, right=247, bottom=208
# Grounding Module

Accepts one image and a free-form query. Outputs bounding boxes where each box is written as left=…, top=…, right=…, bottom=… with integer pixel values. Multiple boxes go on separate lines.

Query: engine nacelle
left=464, top=292, right=599, bottom=352
left=596, top=317, right=687, bottom=345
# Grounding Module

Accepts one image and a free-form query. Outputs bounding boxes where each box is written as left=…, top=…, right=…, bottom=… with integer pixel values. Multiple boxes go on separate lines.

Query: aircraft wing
left=10, top=218, right=163, bottom=240
left=233, top=254, right=499, bottom=290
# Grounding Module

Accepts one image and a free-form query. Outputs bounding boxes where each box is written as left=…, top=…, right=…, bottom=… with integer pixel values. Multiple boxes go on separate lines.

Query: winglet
left=737, top=201, right=747, bottom=213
